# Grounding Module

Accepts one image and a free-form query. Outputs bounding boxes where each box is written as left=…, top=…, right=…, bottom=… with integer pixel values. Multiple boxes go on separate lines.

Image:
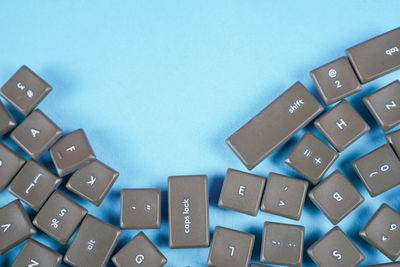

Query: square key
left=352, top=144, right=400, bottom=197
left=112, top=232, right=167, bottom=267
left=0, top=142, right=25, bottom=192
left=310, top=57, right=362, bottom=105
left=120, top=189, right=161, bottom=229
left=307, top=226, right=364, bottom=267
left=308, top=170, right=364, bottom=224
left=314, top=100, right=370, bottom=151
left=218, top=168, right=265, bottom=216
left=0, top=200, right=36, bottom=254
left=11, top=239, right=62, bottom=267
left=8, top=159, right=62, bottom=211
left=49, top=129, right=96, bottom=177
left=260, top=173, right=308, bottom=220
left=359, top=204, right=400, bottom=261
left=33, top=191, right=87, bottom=245
left=364, top=80, right=400, bottom=131
left=260, top=222, right=304, bottom=266
left=284, top=131, right=338, bottom=184
left=0, top=65, right=52, bottom=116
left=207, top=226, right=255, bottom=267
left=64, top=214, right=122, bottom=267
left=66, top=159, right=119, bottom=206
left=386, top=129, right=400, bottom=157
left=10, top=109, right=63, bottom=159
left=0, top=100, right=16, bottom=136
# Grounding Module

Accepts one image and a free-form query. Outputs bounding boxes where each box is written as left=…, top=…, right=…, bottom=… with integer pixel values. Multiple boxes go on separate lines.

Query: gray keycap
left=8, top=159, right=62, bottom=211
left=285, top=131, right=338, bottom=184
left=364, top=80, right=400, bottom=131
left=310, top=57, right=362, bottom=105
left=112, top=232, right=167, bottom=267
left=0, top=200, right=36, bottom=254
left=11, top=239, right=62, bottom=267
left=250, top=264, right=273, bottom=267
left=0, top=142, right=25, bottom=192
left=0, top=100, right=16, bottom=136
left=218, top=168, right=265, bottom=216
left=10, top=109, right=63, bottom=159
left=66, top=159, right=118, bottom=206
left=386, top=129, right=400, bottom=157
left=33, top=191, right=87, bottom=245
left=0, top=65, right=52, bottom=116
left=308, top=170, right=364, bottom=224
left=207, top=226, right=255, bottom=267
left=314, top=100, right=370, bottom=151
left=64, top=214, right=121, bottom=267
left=120, top=189, right=161, bottom=229
left=352, top=144, right=400, bottom=197
left=49, top=128, right=95, bottom=177
left=260, top=172, right=308, bottom=220
left=360, top=204, right=400, bottom=261
left=226, top=82, right=323, bottom=170
left=260, top=222, right=304, bottom=266
left=168, top=175, right=209, bottom=248
left=307, top=226, right=364, bottom=267
left=346, top=27, right=400, bottom=83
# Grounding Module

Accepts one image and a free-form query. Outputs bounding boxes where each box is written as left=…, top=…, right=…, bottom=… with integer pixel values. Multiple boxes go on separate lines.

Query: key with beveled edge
left=218, top=168, right=266, bottom=216
left=33, top=190, right=87, bottom=245
left=0, top=65, right=52, bottom=116
left=0, top=200, right=36, bottom=254
left=0, top=142, right=25, bottom=192
left=359, top=203, right=400, bottom=261
left=352, top=144, right=400, bottom=197
left=64, top=214, right=121, bottom=267
left=11, top=238, right=62, bottom=267
left=386, top=129, right=400, bottom=158
left=8, top=159, right=62, bottom=211
left=0, top=100, right=16, bottom=136
left=207, top=226, right=255, bottom=267
left=112, top=231, right=167, bottom=267
left=250, top=264, right=274, bottom=267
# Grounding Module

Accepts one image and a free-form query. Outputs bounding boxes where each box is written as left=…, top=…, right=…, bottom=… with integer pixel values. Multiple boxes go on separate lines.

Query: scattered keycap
left=250, top=264, right=273, bottom=267
left=0, top=100, right=16, bottom=136
left=386, top=129, right=400, bottom=157
left=11, top=239, right=62, bottom=267
left=0, top=142, right=25, bottom=192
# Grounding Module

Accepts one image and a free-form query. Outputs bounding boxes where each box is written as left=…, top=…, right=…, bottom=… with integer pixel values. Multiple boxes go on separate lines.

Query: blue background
left=1, top=1, right=400, bottom=266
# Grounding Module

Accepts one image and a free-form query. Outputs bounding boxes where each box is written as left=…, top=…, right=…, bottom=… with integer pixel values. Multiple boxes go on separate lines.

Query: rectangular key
left=64, top=214, right=122, bottom=267
left=0, top=142, right=25, bottom=192
left=346, top=27, right=400, bottom=83
left=359, top=204, right=400, bottom=261
left=226, top=82, right=323, bottom=170
left=168, top=175, right=209, bottom=248
left=386, top=129, right=400, bottom=157
left=0, top=100, right=16, bottom=136
left=12, top=239, right=62, bottom=267
left=207, top=226, right=255, bottom=267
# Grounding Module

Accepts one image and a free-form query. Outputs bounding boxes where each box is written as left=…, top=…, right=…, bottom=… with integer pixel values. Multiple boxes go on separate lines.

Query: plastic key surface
left=386, top=129, right=400, bottom=157
left=0, top=100, right=16, bottom=136
left=0, top=142, right=25, bottom=192
left=11, top=239, right=62, bottom=267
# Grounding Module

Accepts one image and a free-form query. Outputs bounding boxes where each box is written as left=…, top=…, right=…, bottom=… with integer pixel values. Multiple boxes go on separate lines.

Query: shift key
left=226, top=82, right=323, bottom=170
left=168, top=175, right=209, bottom=248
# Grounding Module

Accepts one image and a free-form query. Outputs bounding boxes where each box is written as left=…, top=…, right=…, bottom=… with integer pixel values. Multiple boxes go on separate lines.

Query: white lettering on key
left=385, top=100, right=397, bottom=110
left=369, top=164, right=390, bottom=178
left=314, top=157, right=322, bottom=165
left=386, top=46, right=399, bottom=56
left=135, top=254, right=145, bottom=264
left=238, top=185, right=246, bottom=196
left=87, top=240, right=96, bottom=250
left=0, top=159, right=2, bottom=167
left=182, top=198, right=191, bottom=234
left=335, top=119, right=347, bottom=130
left=30, top=128, right=40, bottom=138
left=283, top=186, right=288, bottom=192
left=288, top=99, right=305, bottom=114
left=328, top=69, right=337, bottom=78
left=332, top=249, right=342, bottom=260
left=51, top=218, right=59, bottom=229
left=87, top=175, right=97, bottom=186
left=228, top=245, right=235, bottom=257
left=66, top=145, right=76, bottom=152
left=304, top=148, right=312, bottom=158
left=25, top=173, right=43, bottom=194
left=390, top=223, right=398, bottom=231
left=145, top=204, right=152, bottom=211
left=26, top=90, right=34, bottom=98
left=271, top=240, right=281, bottom=246
left=278, top=200, right=286, bottom=207
left=334, top=80, right=342, bottom=89
left=1, top=223, right=11, bottom=232
left=28, top=259, right=39, bottom=267
left=59, top=208, right=67, bottom=217
left=16, top=82, right=26, bottom=90
left=381, top=234, right=389, bottom=241
left=333, top=192, right=343, bottom=202
left=288, top=242, right=296, bottom=247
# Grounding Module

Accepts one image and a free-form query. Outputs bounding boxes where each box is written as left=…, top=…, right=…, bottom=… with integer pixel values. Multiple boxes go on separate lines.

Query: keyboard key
left=260, top=172, right=308, bottom=220
left=284, top=131, right=338, bottom=184
left=310, top=57, right=362, bottom=105
left=308, top=170, right=364, bottom=224
left=0, top=100, right=16, bottom=136
left=364, top=80, right=400, bottom=131
left=32, top=191, right=87, bottom=245
left=64, top=214, right=121, bottom=267
left=11, top=239, right=62, bottom=267
left=8, top=159, right=62, bottom=211
left=0, top=65, right=52, bottom=116
left=49, top=129, right=95, bottom=177
left=10, top=109, right=63, bottom=159
left=352, top=144, right=400, bottom=197
left=226, top=82, right=323, bottom=170
left=0, top=142, right=25, bottom=192
left=307, top=226, right=364, bottom=267
left=386, top=129, right=400, bottom=157
left=207, top=226, right=255, bottom=267
left=112, top=232, right=167, bottom=267
left=346, top=27, right=400, bottom=83
left=168, top=175, right=209, bottom=248
left=314, top=100, right=370, bottom=151
left=66, top=160, right=118, bottom=206
left=120, top=189, right=161, bottom=229
left=260, top=222, right=304, bottom=266
left=359, top=204, right=400, bottom=261
left=218, top=168, right=265, bottom=216
left=0, top=200, right=36, bottom=254
left=250, top=264, right=273, bottom=267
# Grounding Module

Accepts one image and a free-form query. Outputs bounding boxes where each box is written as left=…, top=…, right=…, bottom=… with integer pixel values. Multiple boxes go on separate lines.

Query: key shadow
left=303, top=229, right=322, bottom=265
left=246, top=225, right=263, bottom=262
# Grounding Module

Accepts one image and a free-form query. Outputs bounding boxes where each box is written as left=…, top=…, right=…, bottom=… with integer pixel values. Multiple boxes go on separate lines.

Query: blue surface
left=0, top=1, right=400, bottom=266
